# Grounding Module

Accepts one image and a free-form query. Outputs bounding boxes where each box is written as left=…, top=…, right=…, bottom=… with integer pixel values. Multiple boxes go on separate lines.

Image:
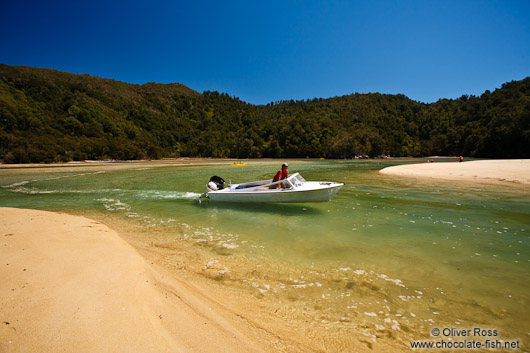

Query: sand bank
left=0, top=158, right=284, bottom=170
left=379, top=159, right=530, bottom=185
left=0, top=207, right=276, bottom=353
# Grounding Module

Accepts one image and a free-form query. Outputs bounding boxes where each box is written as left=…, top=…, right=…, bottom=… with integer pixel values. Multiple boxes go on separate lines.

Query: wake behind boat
left=199, top=173, right=343, bottom=203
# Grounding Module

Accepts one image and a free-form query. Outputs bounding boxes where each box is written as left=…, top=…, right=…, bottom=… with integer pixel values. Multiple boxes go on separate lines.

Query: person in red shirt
left=272, top=163, right=289, bottom=188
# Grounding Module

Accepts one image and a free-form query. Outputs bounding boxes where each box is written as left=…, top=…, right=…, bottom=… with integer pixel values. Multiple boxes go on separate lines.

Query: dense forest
left=1, top=64, right=529, bottom=163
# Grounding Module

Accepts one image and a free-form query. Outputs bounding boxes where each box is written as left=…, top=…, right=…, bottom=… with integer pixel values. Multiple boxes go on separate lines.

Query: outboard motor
left=207, top=176, right=225, bottom=191
left=200, top=176, right=225, bottom=203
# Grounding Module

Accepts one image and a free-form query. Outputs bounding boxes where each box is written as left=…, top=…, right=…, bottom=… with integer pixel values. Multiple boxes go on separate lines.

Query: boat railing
left=230, top=173, right=305, bottom=192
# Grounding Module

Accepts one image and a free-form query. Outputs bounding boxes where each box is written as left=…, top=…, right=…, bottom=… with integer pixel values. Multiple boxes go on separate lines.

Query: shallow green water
left=1, top=159, right=529, bottom=346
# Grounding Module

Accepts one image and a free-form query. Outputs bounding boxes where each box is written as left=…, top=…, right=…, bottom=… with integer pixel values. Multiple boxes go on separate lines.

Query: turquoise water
left=1, top=159, right=529, bottom=347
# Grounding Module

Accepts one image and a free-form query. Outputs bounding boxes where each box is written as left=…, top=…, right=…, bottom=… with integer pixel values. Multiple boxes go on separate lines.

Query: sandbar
left=379, top=159, right=530, bottom=185
left=0, top=207, right=274, bottom=352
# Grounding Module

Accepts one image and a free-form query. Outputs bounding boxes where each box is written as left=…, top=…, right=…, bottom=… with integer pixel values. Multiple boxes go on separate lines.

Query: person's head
left=282, top=162, right=288, bottom=170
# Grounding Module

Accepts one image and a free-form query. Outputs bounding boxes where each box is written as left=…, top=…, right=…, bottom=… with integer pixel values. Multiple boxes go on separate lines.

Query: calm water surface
left=1, top=159, right=528, bottom=347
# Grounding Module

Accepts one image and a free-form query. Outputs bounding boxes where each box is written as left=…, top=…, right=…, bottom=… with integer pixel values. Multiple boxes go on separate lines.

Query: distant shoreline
left=0, top=158, right=283, bottom=169
left=0, top=156, right=473, bottom=169
left=379, top=159, right=530, bottom=186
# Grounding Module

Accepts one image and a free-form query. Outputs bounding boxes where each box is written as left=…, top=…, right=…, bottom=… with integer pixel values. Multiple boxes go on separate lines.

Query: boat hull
left=207, top=183, right=343, bottom=203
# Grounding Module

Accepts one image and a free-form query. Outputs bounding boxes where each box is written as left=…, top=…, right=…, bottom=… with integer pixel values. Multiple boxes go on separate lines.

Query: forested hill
left=1, top=64, right=529, bottom=163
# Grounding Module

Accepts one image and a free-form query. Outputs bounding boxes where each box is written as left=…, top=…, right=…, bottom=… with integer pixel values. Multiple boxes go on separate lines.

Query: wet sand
left=379, top=159, right=530, bottom=185
left=0, top=207, right=274, bottom=353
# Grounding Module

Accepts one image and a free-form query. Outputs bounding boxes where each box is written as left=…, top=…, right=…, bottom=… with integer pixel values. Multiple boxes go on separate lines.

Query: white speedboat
left=200, top=173, right=344, bottom=203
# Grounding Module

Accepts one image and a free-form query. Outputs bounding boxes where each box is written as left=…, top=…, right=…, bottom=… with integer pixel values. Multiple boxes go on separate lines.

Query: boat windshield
left=288, top=173, right=306, bottom=187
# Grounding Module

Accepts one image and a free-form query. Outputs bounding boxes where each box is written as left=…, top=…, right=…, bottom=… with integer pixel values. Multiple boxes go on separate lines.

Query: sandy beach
left=0, top=207, right=277, bottom=353
left=379, top=159, right=530, bottom=185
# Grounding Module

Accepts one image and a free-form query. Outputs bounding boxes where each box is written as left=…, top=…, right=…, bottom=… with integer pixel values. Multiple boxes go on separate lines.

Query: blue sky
left=1, top=0, right=528, bottom=104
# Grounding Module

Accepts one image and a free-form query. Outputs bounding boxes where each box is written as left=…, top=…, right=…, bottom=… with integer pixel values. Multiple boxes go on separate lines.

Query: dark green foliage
left=0, top=64, right=528, bottom=163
